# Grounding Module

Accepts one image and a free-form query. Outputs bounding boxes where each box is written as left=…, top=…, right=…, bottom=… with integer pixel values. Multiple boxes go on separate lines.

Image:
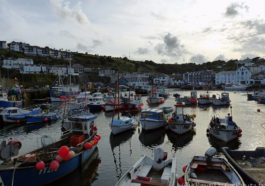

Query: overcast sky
left=1, top=0, right=265, bottom=64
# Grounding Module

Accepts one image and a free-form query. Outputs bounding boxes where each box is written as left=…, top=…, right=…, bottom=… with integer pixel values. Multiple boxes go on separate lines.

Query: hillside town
left=1, top=40, right=265, bottom=90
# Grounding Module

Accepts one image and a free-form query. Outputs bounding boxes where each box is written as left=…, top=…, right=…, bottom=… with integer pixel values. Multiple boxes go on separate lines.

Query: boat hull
left=26, top=114, right=59, bottom=124
left=208, top=128, right=238, bottom=142
left=140, top=119, right=165, bottom=130
left=0, top=101, right=22, bottom=108
left=111, top=125, right=134, bottom=135
left=0, top=146, right=97, bottom=186
left=168, top=123, right=194, bottom=135
left=87, top=104, right=104, bottom=111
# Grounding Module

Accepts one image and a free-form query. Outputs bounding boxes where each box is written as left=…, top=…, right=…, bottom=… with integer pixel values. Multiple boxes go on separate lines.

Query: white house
left=48, top=66, right=77, bottom=76
left=20, top=65, right=47, bottom=74
left=122, top=72, right=151, bottom=87
left=2, top=58, right=34, bottom=69
left=99, top=69, right=115, bottom=77
left=0, top=41, right=7, bottom=49
left=215, top=71, right=237, bottom=85
left=236, top=66, right=251, bottom=84
left=153, top=76, right=171, bottom=86
left=9, top=41, right=21, bottom=52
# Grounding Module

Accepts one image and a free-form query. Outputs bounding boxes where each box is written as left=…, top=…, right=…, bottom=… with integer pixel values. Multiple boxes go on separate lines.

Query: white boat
left=140, top=109, right=167, bottom=130
left=0, top=107, right=42, bottom=124
left=110, top=116, right=137, bottom=135
left=87, top=92, right=105, bottom=111
left=207, top=114, right=242, bottom=142
left=50, top=85, right=80, bottom=102
left=224, top=84, right=247, bottom=91
left=115, top=147, right=176, bottom=186
left=147, top=92, right=164, bottom=105
left=212, top=92, right=230, bottom=106
left=168, top=110, right=196, bottom=135
left=180, top=147, right=245, bottom=185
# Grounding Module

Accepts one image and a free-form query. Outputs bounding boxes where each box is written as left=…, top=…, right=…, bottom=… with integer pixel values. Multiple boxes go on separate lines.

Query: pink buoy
left=36, top=161, right=45, bottom=170
left=58, top=146, right=70, bottom=158
left=49, top=160, right=59, bottom=171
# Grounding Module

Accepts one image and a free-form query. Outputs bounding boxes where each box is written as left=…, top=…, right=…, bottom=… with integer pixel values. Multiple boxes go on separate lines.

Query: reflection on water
left=166, top=130, right=195, bottom=152
left=139, top=128, right=166, bottom=148
left=49, top=148, right=101, bottom=186
left=110, top=130, right=134, bottom=179
left=207, top=135, right=241, bottom=151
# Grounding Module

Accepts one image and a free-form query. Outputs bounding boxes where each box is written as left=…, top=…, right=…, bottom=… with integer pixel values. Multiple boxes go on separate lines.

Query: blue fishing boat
left=0, top=107, right=42, bottom=124
left=0, top=88, right=23, bottom=108
left=0, top=112, right=100, bottom=186
left=26, top=111, right=60, bottom=124
left=86, top=92, right=105, bottom=111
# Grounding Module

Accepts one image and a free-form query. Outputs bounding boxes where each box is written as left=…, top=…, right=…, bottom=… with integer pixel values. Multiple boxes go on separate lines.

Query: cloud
left=240, top=54, right=258, bottom=60
left=189, top=54, right=207, bottom=64
left=151, top=12, right=167, bottom=21
left=214, top=54, right=227, bottom=61
left=50, top=0, right=90, bottom=25
left=135, top=47, right=149, bottom=55
left=155, top=33, right=187, bottom=58
left=92, top=39, right=102, bottom=47
left=241, top=20, right=265, bottom=35
left=225, top=3, right=248, bottom=18
left=76, top=43, right=89, bottom=52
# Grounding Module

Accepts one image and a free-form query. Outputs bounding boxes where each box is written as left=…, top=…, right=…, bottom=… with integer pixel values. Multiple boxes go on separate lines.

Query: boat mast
left=118, top=72, right=120, bottom=120
left=69, top=59, right=72, bottom=86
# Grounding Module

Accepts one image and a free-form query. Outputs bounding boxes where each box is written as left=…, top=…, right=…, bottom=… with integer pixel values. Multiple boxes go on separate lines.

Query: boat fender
left=50, top=160, right=59, bottom=171
left=36, top=161, right=45, bottom=170
left=182, top=166, right=187, bottom=173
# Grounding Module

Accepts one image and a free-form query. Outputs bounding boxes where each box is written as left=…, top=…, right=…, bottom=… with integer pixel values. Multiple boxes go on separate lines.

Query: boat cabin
left=140, top=109, right=164, bottom=121
left=68, top=114, right=97, bottom=135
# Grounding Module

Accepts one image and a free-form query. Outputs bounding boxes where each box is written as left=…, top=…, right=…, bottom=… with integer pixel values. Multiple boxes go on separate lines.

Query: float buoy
left=257, top=109, right=261, bottom=112
left=35, top=161, right=45, bottom=170
left=50, top=160, right=59, bottom=171
left=58, top=146, right=70, bottom=158
left=177, top=177, right=185, bottom=185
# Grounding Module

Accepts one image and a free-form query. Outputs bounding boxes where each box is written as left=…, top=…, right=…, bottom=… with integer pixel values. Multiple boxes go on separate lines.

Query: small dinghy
left=178, top=147, right=245, bottom=186
left=207, top=109, right=242, bottom=143
left=222, top=147, right=265, bottom=185
left=115, top=147, right=176, bottom=186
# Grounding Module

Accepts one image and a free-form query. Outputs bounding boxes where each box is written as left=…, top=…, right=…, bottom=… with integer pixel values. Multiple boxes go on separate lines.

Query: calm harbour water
left=0, top=90, right=265, bottom=186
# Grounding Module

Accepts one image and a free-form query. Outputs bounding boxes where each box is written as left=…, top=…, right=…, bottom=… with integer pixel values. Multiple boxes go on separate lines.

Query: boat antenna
left=118, top=72, right=120, bottom=120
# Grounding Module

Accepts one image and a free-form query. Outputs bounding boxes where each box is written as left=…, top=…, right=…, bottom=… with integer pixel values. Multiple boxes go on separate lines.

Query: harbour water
left=0, top=90, right=264, bottom=186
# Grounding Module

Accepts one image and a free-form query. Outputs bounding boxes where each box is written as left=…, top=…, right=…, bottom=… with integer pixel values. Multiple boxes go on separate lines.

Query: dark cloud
left=225, top=3, right=248, bottom=17
left=189, top=54, right=207, bottom=64
left=50, top=0, right=90, bottom=25
left=135, top=48, right=149, bottom=55
left=214, top=55, right=227, bottom=61
left=155, top=33, right=187, bottom=58
left=228, top=19, right=265, bottom=53
left=76, top=43, right=89, bottom=51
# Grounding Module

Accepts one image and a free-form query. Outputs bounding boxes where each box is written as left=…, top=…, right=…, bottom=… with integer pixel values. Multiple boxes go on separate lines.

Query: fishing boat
left=198, top=93, right=212, bottom=105
left=176, top=90, right=197, bottom=106
left=121, top=92, right=143, bottom=112
left=207, top=111, right=242, bottom=142
left=26, top=111, right=60, bottom=124
left=109, top=74, right=137, bottom=135
left=212, top=92, right=230, bottom=106
left=135, top=85, right=152, bottom=96
left=110, top=116, right=137, bottom=135
left=157, top=87, right=169, bottom=99
left=222, top=147, right=265, bottom=185
left=0, top=112, right=100, bottom=186
left=178, top=147, right=245, bottom=185
left=140, top=109, right=168, bottom=130
left=224, top=84, right=247, bottom=91
left=115, top=147, right=176, bottom=186
left=104, top=98, right=123, bottom=112
left=168, top=108, right=196, bottom=135
left=0, top=107, right=42, bottom=124
left=146, top=89, right=165, bottom=105
left=0, top=88, right=23, bottom=108
left=86, top=92, right=105, bottom=111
